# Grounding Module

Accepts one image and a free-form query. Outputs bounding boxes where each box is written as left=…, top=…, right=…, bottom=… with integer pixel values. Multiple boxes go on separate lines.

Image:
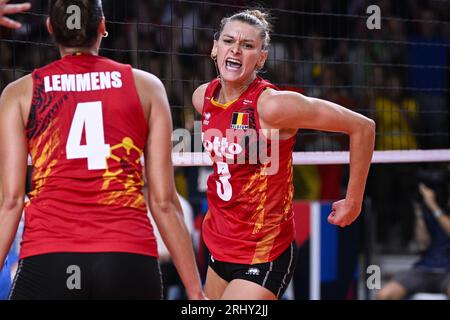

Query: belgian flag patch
left=231, top=112, right=249, bottom=130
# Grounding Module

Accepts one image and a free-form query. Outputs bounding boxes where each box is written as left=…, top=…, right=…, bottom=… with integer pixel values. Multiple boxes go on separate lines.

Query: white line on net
left=26, top=149, right=450, bottom=167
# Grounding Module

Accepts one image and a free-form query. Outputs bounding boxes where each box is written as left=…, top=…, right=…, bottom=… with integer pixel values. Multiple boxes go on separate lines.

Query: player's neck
left=219, top=74, right=256, bottom=103
left=59, top=47, right=99, bottom=58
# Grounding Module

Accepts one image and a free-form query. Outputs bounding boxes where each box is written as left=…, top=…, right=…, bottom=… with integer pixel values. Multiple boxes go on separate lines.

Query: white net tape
left=27, top=149, right=450, bottom=167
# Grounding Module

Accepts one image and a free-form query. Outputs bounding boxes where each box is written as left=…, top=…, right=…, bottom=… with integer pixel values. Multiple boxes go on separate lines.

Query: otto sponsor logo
left=172, top=122, right=280, bottom=175
left=202, top=134, right=243, bottom=160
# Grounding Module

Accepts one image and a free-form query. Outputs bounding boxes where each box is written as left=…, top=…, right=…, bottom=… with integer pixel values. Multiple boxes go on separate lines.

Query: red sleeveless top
left=21, top=54, right=157, bottom=259
left=201, top=77, right=296, bottom=264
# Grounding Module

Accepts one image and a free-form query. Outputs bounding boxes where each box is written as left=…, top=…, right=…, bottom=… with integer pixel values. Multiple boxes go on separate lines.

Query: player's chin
left=221, top=73, right=242, bottom=82
left=220, top=69, right=249, bottom=82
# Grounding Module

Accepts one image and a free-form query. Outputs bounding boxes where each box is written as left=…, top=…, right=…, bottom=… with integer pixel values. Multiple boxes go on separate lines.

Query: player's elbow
left=0, top=193, right=24, bottom=214
left=365, top=118, right=376, bottom=139
left=149, top=198, right=176, bottom=216
left=366, top=117, right=376, bottom=131
left=363, top=117, right=376, bottom=136
left=350, top=116, right=375, bottom=139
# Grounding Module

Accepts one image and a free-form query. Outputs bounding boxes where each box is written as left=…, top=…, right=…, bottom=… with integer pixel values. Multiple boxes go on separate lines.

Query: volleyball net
left=1, top=0, right=449, bottom=165
left=1, top=0, right=450, bottom=300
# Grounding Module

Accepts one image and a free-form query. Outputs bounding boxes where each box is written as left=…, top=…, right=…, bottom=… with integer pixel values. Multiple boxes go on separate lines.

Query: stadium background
left=0, top=0, right=449, bottom=299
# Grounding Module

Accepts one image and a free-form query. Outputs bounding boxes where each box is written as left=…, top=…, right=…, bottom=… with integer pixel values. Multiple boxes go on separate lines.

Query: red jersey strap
left=202, top=77, right=220, bottom=116
left=251, top=80, right=287, bottom=139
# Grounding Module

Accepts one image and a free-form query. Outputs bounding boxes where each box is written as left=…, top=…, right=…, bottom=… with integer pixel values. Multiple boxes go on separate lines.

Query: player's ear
left=98, top=16, right=107, bottom=37
left=46, top=17, right=53, bottom=36
left=257, top=50, right=268, bottom=70
left=211, top=41, right=218, bottom=60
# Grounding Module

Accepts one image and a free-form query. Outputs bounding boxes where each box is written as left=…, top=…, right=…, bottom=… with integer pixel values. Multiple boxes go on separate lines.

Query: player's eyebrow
left=222, top=34, right=256, bottom=43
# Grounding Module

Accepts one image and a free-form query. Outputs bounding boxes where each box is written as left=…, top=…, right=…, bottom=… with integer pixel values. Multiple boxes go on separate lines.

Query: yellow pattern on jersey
left=100, top=137, right=145, bottom=209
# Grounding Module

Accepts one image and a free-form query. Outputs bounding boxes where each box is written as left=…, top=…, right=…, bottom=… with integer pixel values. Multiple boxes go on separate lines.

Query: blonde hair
left=217, top=9, right=272, bottom=50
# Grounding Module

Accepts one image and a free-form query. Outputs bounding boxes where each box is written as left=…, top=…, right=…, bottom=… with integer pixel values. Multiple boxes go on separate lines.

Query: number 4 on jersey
left=66, top=101, right=110, bottom=170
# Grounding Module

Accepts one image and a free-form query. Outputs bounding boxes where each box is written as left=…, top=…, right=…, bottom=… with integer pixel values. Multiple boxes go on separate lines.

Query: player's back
left=21, top=54, right=157, bottom=259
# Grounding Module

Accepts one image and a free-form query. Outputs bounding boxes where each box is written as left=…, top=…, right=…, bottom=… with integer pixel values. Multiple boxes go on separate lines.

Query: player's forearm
left=149, top=200, right=203, bottom=299
left=345, top=119, right=375, bottom=206
left=0, top=201, right=23, bottom=268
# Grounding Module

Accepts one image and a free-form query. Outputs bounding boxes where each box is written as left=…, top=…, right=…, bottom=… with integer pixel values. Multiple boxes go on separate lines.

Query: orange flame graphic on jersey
left=100, top=137, right=145, bottom=209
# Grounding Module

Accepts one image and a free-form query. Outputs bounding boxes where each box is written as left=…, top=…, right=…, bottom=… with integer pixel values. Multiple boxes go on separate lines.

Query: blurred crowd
left=0, top=0, right=449, bottom=252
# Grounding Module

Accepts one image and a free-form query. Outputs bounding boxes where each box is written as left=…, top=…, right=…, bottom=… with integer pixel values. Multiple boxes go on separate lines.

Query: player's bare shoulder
left=192, top=83, right=209, bottom=114
left=257, top=87, right=283, bottom=124
left=132, top=69, right=168, bottom=119
left=132, top=68, right=166, bottom=96
left=0, top=74, right=33, bottom=125
left=1, top=74, right=33, bottom=101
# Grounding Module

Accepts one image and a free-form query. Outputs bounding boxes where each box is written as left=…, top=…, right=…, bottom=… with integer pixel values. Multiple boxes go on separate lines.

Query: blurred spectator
left=373, top=72, right=418, bottom=150
left=295, top=31, right=326, bottom=97
left=407, top=9, right=449, bottom=149
left=0, top=0, right=30, bottom=29
left=377, top=166, right=450, bottom=299
left=370, top=71, right=419, bottom=249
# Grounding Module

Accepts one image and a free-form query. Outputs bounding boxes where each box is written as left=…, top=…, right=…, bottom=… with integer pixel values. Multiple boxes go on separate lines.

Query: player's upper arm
left=259, top=89, right=374, bottom=134
left=0, top=76, right=31, bottom=206
left=139, top=72, right=177, bottom=205
left=192, top=83, right=208, bottom=115
left=132, top=68, right=160, bottom=122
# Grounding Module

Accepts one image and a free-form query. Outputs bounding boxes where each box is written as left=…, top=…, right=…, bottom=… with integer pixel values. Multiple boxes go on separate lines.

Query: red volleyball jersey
left=21, top=54, right=157, bottom=259
left=201, top=77, right=296, bottom=264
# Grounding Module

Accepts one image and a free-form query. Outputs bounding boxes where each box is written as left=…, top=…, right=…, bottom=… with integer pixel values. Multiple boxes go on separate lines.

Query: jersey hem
left=19, top=242, right=158, bottom=260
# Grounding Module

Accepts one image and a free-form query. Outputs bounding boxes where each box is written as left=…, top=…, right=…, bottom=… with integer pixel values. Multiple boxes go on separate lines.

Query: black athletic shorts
left=208, top=241, right=297, bottom=298
left=8, top=252, right=162, bottom=300
left=392, top=268, right=450, bottom=295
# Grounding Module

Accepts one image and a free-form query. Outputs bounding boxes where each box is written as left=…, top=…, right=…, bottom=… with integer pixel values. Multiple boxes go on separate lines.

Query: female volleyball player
left=0, top=0, right=204, bottom=300
left=192, top=9, right=376, bottom=300
left=0, top=0, right=30, bottom=29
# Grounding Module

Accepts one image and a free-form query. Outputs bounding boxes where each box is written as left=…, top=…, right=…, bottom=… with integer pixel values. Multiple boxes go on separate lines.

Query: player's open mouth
left=225, top=58, right=242, bottom=71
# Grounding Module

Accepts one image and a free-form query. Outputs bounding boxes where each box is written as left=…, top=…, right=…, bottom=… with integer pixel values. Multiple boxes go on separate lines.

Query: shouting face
left=212, top=20, right=268, bottom=85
